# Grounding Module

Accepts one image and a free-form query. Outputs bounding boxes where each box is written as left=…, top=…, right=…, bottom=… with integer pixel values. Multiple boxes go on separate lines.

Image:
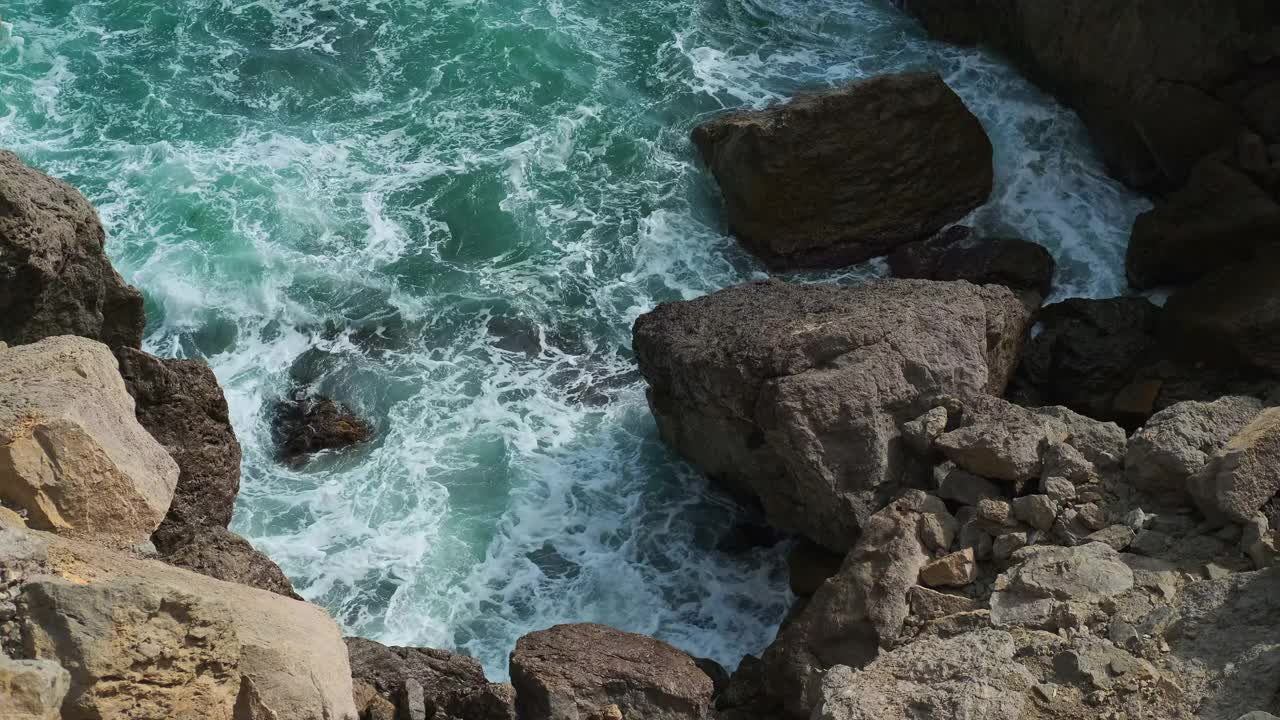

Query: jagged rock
left=1244, top=515, right=1280, bottom=568
left=271, top=391, right=373, bottom=461
left=990, top=542, right=1134, bottom=631
left=935, top=419, right=1044, bottom=482
left=3, top=526, right=357, bottom=720
left=1088, top=525, right=1137, bottom=552
left=907, top=586, right=978, bottom=622
left=1129, top=148, right=1280, bottom=288
left=897, top=1, right=1278, bottom=192
left=888, top=226, right=1056, bottom=297
left=0, top=337, right=178, bottom=546
left=1190, top=408, right=1280, bottom=523
left=1042, top=476, right=1076, bottom=503
left=0, top=657, right=69, bottom=720
left=935, top=465, right=1002, bottom=506
left=346, top=637, right=515, bottom=720
left=811, top=630, right=1035, bottom=720
left=158, top=524, right=299, bottom=599
left=900, top=407, right=949, bottom=454
left=787, top=540, right=844, bottom=597
left=690, top=73, right=992, bottom=269
left=1010, top=297, right=1163, bottom=427
left=919, top=548, right=977, bottom=588
left=0, top=151, right=144, bottom=349
left=1127, top=396, right=1264, bottom=504
left=991, top=531, right=1031, bottom=562
left=1169, top=566, right=1280, bottom=719
left=353, top=681, right=396, bottom=720
left=633, top=279, right=1030, bottom=551
left=1159, top=251, right=1280, bottom=375
left=509, top=623, right=713, bottom=720
left=975, top=499, right=1016, bottom=533
left=761, top=492, right=946, bottom=716
left=1011, top=495, right=1059, bottom=532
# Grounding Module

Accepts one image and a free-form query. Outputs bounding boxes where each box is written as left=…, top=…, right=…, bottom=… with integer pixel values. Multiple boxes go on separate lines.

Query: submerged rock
left=0, top=151, right=145, bottom=349
left=509, top=623, right=714, bottom=720
left=0, top=337, right=177, bottom=546
left=691, top=73, right=992, bottom=269
left=271, top=390, right=373, bottom=461
left=633, top=279, right=1030, bottom=551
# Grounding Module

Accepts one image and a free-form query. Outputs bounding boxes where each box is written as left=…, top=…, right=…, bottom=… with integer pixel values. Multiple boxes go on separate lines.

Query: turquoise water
left=0, top=0, right=1147, bottom=677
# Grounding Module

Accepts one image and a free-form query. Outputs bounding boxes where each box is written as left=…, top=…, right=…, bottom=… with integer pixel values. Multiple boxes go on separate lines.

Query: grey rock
left=902, top=407, right=949, bottom=454
left=991, top=543, right=1134, bottom=631
left=919, top=548, right=977, bottom=588
left=1012, top=495, right=1059, bottom=532
left=907, top=586, right=979, bottom=622
left=0, top=657, right=69, bottom=720
left=1088, top=525, right=1137, bottom=552
left=1127, top=396, right=1263, bottom=504
left=1189, top=407, right=1280, bottom=523
left=936, top=466, right=1003, bottom=506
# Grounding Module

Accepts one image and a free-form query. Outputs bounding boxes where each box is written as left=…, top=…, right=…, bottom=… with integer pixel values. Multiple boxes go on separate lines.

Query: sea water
left=0, top=0, right=1148, bottom=678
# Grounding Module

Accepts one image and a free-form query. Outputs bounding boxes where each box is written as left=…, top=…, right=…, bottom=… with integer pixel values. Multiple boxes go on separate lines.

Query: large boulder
left=633, top=279, right=1031, bottom=551
left=811, top=630, right=1035, bottom=720
left=761, top=491, right=949, bottom=717
left=509, top=623, right=714, bottom=720
left=690, top=73, right=993, bottom=269
left=346, top=637, right=515, bottom=720
left=0, top=337, right=177, bottom=546
left=1128, top=146, right=1280, bottom=289
left=897, top=1, right=1280, bottom=192
left=888, top=226, right=1055, bottom=298
left=0, top=150, right=144, bottom=349
left=1190, top=408, right=1280, bottom=524
left=3, top=525, right=357, bottom=720
left=1126, top=396, right=1264, bottom=505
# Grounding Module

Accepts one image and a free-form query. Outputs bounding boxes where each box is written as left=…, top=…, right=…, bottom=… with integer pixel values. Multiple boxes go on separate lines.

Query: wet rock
left=889, top=226, right=1056, bottom=297
left=811, top=630, right=1035, bottom=720
left=691, top=73, right=992, bottom=269
left=0, top=337, right=178, bottom=546
left=271, top=390, right=373, bottom=460
left=0, top=150, right=144, bottom=349
left=1126, top=396, right=1263, bottom=505
left=509, top=623, right=713, bottom=720
left=347, top=637, right=515, bottom=720
left=1190, top=407, right=1280, bottom=523
left=0, top=657, right=69, bottom=720
left=633, top=279, right=1030, bottom=551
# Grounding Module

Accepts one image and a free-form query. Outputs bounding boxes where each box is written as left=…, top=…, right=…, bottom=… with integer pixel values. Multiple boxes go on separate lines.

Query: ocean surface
left=0, top=0, right=1148, bottom=678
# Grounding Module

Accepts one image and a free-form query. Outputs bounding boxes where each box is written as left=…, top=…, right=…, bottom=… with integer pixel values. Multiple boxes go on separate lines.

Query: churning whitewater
left=0, top=0, right=1147, bottom=678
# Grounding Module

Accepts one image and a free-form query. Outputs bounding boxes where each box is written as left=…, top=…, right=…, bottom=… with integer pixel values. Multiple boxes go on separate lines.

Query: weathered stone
left=787, top=540, right=845, bottom=597
left=919, top=548, right=977, bottom=588
left=271, top=391, right=373, bottom=461
left=907, top=586, right=979, bottom=622
left=353, top=681, right=396, bottom=720
left=0, top=151, right=145, bottom=349
left=158, top=524, right=299, bottom=599
left=992, top=531, right=1031, bottom=562
left=346, top=636, right=515, bottom=720
left=633, top=279, right=1030, bottom=550
left=811, top=630, right=1035, bottom=720
left=1159, top=253, right=1280, bottom=375
left=0, top=657, right=69, bottom=720
left=991, top=543, right=1134, bottom=631
left=3, top=526, right=357, bottom=720
left=1041, top=476, right=1076, bottom=503
left=690, top=73, right=992, bottom=269
left=1012, top=495, right=1059, bottom=532
left=901, top=407, right=948, bottom=455
left=976, top=498, right=1016, bottom=533
left=936, top=421, right=1044, bottom=482
left=1126, top=396, right=1263, bottom=504
left=0, top=337, right=178, bottom=546
left=1244, top=515, right=1280, bottom=569
left=510, top=623, right=712, bottom=720
left=1088, top=525, right=1137, bottom=553
left=889, top=229, right=1056, bottom=298
left=1190, top=408, right=1280, bottom=523
left=936, top=466, right=1003, bottom=506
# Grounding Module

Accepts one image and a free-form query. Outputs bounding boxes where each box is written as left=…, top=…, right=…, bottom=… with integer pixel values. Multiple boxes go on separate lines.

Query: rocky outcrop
left=690, top=73, right=992, bottom=269
left=346, top=637, right=516, bottom=720
left=509, top=623, right=714, bottom=720
left=0, top=151, right=145, bottom=349
left=271, top=390, right=373, bottom=461
left=633, top=279, right=1031, bottom=551
left=896, top=1, right=1280, bottom=193
left=887, top=225, right=1055, bottom=298
left=0, top=337, right=177, bottom=546
left=3, top=525, right=357, bottom=720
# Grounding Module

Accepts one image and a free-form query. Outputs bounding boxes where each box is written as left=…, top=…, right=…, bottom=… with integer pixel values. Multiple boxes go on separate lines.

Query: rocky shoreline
left=3, top=2, right=1280, bottom=719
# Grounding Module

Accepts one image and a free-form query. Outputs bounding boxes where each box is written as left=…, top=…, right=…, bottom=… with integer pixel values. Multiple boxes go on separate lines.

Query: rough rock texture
left=1190, top=408, right=1280, bottom=523
left=0, top=657, right=69, bottom=720
left=633, top=279, right=1031, bottom=551
left=761, top=492, right=949, bottom=716
left=888, top=226, right=1056, bottom=297
left=3, top=525, right=357, bottom=720
left=0, top=337, right=177, bottom=546
left=1011, top=297, right=1163, bottom=427
left=1127, top=396, right=1264, bottom=504
left=509, top=623, right=714, bottom=720
left=897, top=1, right=1280, bottom=192
left=1128, top=144, right=1280, bottom=289
left=112, top=347, right=298, bottom=598
left=271, top=390, right=373, bottom=461
left=990, top=543, right=1134, bottom=631
left=1159, top=252, right=1280, bottom=375
left=690, top=73, right=992, bottom=269
left=811, top=630, right=1035, bottom=720
left=346, top=637, right=516, bottom=720
left=0, top=151, right=145, bottom=349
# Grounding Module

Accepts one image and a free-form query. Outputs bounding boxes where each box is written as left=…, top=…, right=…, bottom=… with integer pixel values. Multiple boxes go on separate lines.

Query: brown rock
left=346, top=637, right=515, bottom=720
left=919, top=548, right=977, bottom=588
left=509, top=623, right=713, bottom=720
left=1159, top=251, right=1280, bottom=375
left=272, top=391, right=373, bottom=461
left=691, top=73, right=992, bottom=269
left=0, top=151, right=144, bottom=349
left=158, top=524, right=299, bottom=599
left=788, top=540, right=844, bottom=596
left=889, top=226, right=1056, bottom=297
